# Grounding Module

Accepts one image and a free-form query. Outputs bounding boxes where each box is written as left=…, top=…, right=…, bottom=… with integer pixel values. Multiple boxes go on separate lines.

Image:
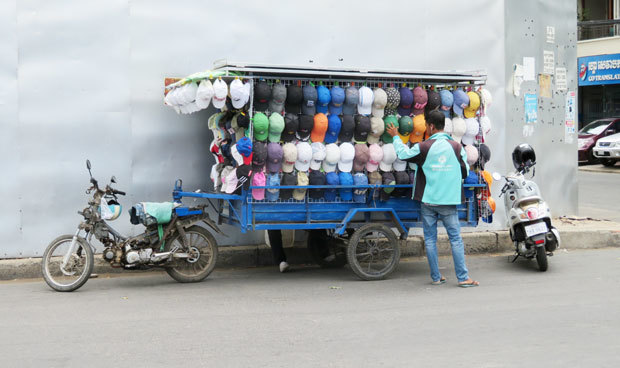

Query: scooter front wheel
left=536, top=246, right=548, bottom=272
left=41, top=235, right=94, bottom=292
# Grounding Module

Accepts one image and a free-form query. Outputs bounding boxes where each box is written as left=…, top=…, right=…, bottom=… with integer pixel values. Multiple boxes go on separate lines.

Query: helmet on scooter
left=512, top=144, right=536, bottom=171
left=100, top=199, right=122, bottom=221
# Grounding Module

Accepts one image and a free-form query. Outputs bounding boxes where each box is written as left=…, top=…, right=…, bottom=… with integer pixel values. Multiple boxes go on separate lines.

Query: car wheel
left=600, top=158, right=617, bottom=167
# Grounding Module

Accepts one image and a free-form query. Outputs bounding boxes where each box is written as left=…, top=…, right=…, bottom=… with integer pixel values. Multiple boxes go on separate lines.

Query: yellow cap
left=409, top=114, right=426, bottom=143
left=464, top=91, right=481, bottom=118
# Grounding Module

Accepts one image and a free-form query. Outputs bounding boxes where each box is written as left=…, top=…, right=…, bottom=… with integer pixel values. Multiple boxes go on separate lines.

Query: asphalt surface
left=2, top=248, right=620, bottom=368
left=578, top=170, right=620, bottom=221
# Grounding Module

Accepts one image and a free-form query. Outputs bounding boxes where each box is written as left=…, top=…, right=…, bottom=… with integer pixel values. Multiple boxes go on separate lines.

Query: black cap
left=308, top=170, right=326, bottom=199
left=236, top=112, right=249, bottom=129
left=254, top=81, right=271, bottom=112
left=477, top=143, right=491, bottom=170
left=354, top=115, right=371, bottom=143
left=425, top=90, right=441, bottom=114
left=252, top=142, right=268, bottom=171
left=236, top=165, right=253, bottom=193
left=302, top=85, right=317, bottom=115
left=297, top=114, right=314, bottom=141
left=380, top=172, right=396, bottom=201
left=282, top=113, right=299, bottom=143
left=393, top=171, right=410, bottom=197
left=280, top=172, right=297, bottom=200
left=286, top=85, right=303, bottom=115
left=339, top=115, right=355, bottom=142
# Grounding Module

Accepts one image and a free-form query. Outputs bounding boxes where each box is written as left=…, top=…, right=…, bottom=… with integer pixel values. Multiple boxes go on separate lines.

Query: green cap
left=398, top=116, right=414, bottom=135
left=268, top=112, right=285, bottom=143
left=253, top=112, right=269, bottom=142
left=381, top=115, right=399, bottom=144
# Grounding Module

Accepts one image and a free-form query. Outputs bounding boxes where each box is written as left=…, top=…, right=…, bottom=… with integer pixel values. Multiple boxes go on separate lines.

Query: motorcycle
left=493, top=144, right=561, bottom=272
left=41, top=160, right=222, bottom=291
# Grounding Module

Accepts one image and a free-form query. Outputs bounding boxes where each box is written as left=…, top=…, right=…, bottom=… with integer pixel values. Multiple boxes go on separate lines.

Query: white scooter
left=493, top=144, right=561, bottom=271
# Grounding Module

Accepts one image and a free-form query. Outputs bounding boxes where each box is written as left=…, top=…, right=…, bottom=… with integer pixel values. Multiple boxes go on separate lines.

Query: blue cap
left=353, top=173, right=368, bottom=203
left=464, top=170, right=477, bottom=198
left=265, top=173, right=280, bottom=202
left=439, top=90, right=454, bottom=118
left=316, top=85, right=331, bottom=114
left=397, top=87, right=414, bottom=117
left=324, top=115, right=342, bottom=144
left=325, top=172, right=340, bottom=201
left=328, top=86, right=345, bottom=115
left=452, top=89, right=469, bottom=117
left=338, top=172, right=354, bottom=201
left=236, top=137, right=253, bottom=158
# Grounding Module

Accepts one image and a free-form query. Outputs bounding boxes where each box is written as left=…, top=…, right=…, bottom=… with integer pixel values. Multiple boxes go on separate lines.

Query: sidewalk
left=579, top=164, right=620, bottom=174
left=2, top=218, right=619, bottom=280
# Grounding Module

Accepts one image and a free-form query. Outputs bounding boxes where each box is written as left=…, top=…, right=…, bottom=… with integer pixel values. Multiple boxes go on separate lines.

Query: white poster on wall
left=543, top=51, right=554, bottom=75
left=546, top=26, right=555, bottom=43
left=523, top=57, right=536, bottom=81
left=556, top=67, right=567, bottom=92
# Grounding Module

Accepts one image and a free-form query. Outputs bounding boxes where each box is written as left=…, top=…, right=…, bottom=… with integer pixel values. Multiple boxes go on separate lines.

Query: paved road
left=2, top=248, right=620, bottom=368
left=578, top=170, right=620, bottom=221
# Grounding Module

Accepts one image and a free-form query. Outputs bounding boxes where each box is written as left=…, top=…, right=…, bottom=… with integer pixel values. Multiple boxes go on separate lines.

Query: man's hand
left=386, top=123, right=399, bottom=137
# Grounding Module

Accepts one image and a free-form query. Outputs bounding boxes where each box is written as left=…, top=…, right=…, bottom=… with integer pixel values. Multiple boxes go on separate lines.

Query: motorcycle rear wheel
left=41, top=235, right=94, bottom=292
left=164, top=226, right=218, bottom=283
left=536, top=246, right=548, bottom=272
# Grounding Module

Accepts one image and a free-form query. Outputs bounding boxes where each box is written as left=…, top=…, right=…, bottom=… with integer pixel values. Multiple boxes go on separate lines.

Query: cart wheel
left=347, top=223, right=400, bottom=281
left=307, top=230, right=347, bottom=268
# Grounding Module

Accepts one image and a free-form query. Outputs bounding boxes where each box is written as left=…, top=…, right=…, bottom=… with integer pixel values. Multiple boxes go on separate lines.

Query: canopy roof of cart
left=165, top=60, right=487, bottom=90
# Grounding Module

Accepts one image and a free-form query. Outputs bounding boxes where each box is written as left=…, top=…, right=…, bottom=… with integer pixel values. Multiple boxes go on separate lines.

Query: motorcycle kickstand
left=510, top=253, right=520, bottom=263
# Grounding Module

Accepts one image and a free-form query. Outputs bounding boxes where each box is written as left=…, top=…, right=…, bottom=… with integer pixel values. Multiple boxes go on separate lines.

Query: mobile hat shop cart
left=164, top=61, right=491, bottom=281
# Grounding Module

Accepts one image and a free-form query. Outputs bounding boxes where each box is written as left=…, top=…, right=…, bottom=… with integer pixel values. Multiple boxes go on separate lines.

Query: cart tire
left=307, top=230, right=347, bottom=268
left=165, top=226, right=218, bottom=283
left=347, top=223, right=400, bottom=281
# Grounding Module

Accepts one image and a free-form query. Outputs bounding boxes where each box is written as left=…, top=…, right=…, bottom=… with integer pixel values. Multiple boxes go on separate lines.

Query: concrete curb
left=579, top=165, right=620, bottom=174
left=2, top=228, right=619, bottom=281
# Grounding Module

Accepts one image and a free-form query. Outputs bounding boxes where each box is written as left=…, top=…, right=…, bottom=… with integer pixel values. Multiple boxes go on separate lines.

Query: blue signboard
left=578, top=53, right=620, bottom=86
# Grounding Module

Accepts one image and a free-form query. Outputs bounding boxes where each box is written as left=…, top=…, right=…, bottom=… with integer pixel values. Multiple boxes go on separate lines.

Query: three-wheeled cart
left=166, top=62, right=489, bottom=280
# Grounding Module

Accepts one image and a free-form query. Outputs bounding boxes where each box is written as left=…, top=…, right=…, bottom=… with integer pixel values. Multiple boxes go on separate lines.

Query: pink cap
left=252, top=171, right=266, bottom=200
left=366, top=144, right=383, bottom=172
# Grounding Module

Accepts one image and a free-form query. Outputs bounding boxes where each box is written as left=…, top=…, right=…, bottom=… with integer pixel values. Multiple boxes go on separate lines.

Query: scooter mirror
left=492, top=172, right=501, bottom=181
left=110, top=176, right=117, bottom=184
left=86, top=159, right=91, bottom=170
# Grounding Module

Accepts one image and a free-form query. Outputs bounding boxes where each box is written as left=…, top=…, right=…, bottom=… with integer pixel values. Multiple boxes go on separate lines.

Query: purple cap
left=266, top=142, right=283, bottom=173
left=412, top=87, right=428, bottom=115
left=397, top=87, right=414, bottom=116
left=452, top=89, right=470, bottom=117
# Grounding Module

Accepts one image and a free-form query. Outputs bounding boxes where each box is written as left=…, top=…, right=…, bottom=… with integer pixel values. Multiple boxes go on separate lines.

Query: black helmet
left=512, top=144, right=536, bottom=171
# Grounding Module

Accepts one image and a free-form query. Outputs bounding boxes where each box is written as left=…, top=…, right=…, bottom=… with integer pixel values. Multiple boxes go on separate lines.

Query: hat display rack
left=164, top=62, right=493, bottom=217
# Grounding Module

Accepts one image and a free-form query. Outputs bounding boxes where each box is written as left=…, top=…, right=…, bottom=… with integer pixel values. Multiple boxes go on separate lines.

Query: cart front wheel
left=347, top=224, right=400, bottom=281
left=307, top=230, right=347, bottom=268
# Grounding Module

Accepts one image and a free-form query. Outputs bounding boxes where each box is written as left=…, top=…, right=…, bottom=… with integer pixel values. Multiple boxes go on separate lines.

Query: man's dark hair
left=426, top=110, right=445, bottom=130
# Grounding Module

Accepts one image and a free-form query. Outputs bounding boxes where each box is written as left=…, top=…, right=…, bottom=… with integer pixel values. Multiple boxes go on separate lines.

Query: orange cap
left=311, top=113, right=328, bottom=143
left=481, top=170, right=493, bottom=188
left=487, top=197, right=496, bottom=213
left=409, top=114, right=426, bottom=143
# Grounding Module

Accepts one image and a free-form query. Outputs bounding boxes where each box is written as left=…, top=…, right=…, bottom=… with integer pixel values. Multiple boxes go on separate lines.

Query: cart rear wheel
left=307, top=230, right=347, bottom=268
left=347, top=224, right=400, bottom=281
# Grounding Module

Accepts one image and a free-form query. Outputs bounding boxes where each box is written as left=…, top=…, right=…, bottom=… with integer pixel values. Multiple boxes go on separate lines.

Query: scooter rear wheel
left=164, top=226, right=218, bottom=283
left=536, top=246, right=548, bottom=272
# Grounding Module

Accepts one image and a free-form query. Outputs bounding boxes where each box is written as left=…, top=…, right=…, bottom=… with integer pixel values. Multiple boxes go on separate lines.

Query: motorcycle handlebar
left=112, top=189, right=126, bottom=196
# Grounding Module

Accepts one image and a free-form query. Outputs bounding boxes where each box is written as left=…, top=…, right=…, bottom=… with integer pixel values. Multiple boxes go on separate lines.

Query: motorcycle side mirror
left=86, top=159, right=91, bottom=170
left=492, top=172, right=502, bottom=181
left=110, top=176, right=117, bottom=184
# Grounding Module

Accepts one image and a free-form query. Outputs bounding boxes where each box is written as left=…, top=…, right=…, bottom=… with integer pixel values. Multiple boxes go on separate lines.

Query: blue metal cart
left=172, top=181, right=486, bottom=280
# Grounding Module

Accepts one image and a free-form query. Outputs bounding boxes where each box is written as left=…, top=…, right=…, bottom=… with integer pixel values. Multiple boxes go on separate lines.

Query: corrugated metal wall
left=0, top=0, right=576, bottom=258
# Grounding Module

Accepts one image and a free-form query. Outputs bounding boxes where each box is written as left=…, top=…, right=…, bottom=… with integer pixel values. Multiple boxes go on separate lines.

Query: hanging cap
left=316, top=85, right=331, bottom=114
left=410, top=114, right=426, bottom=143
left=266, top=142, right=284, bottom=173
left=366, top=144, right=383, bottom=172
left=212, top=79, right=228, bottom=109
left=381, top=115, right=399, bottom=144
left=285, top=84, right=303, bottom=114
left=452, top=89, right=469, bottom=117
left=281, top=143, right=298, bottom=173
left=357, top=86, right=374, bottom=115
left=384, top=87, right=400, bottom=116
left=302, top=85, right=318, bottom=115
left=252, top=112, right=269, bottom=142
left=282, top=113, right=299, bottom=143
left=354, top=115, right=371, bottom=143
left=297, top=114, right=314, bottom=141
left=230, top=79, right=250, bottom=109
left=295, top=142, right=313, bottom=172
left=379, top=143, right=397, bottom=172
left=322, top=143, right=340, bottom=172
left=311, top=113, right=328, bottom=143
left=254, top=81, right=271, bottom=112
left=425, top=89, right=441, bottom=114
left=398, top=116, right=414, bottom=143
left=328, top=86, right=345, bottom=115
left=367, top=117, right=385, bottom=144
left=269, top=83, right=287, bottom=114
left=324, top=115, right=342, bottom=144
left=451, top=116, right=466, bottom=143
left=353, top=143, right=370, bottom=172
left=252, top=171, right=266, bottom=201
left=310, top=142, right=327, bottom=171
left=439, top=89, right=454, bottom=118
left=251, top=141, right=267, bottom=170
left=195, top=79, right=215, bottom=109
left=338, top=115, right=355, bottom=142
left=268, top=113, right=285, bottom=143
left=342, top=86, right=359, bottom=115
left=412, top=87, right=428, bottom=115
left=464, top=91, right=481, bottom=118
left=397, top=87, right=413, bottom=117
left=371, top=88, right=388, bottom=118
left=338, top=142, right=355, bottom=172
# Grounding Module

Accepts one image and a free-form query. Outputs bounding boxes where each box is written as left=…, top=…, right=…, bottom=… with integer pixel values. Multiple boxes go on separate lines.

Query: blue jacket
left=392, top=133, right=469, bottom=205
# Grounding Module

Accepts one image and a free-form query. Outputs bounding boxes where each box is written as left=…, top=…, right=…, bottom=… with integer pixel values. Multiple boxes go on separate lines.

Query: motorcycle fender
left=530, top=233, right=546, bottom=248
left=203, top=217, right=227, bottom=237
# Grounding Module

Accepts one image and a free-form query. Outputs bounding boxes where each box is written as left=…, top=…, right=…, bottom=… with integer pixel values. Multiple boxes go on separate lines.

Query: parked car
left=578, top=118, right=620, bottom=163
left=593, top=132, right=620, bottom=167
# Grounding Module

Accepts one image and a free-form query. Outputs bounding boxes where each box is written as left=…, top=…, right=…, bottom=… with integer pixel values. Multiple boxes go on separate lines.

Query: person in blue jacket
left=386, top=110, right=479, bottom=287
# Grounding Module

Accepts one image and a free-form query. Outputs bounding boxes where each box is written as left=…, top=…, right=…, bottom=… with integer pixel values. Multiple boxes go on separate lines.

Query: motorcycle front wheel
left=41, top=235, right=94, bottom=292
left=164, top=226, right=218, bottom=283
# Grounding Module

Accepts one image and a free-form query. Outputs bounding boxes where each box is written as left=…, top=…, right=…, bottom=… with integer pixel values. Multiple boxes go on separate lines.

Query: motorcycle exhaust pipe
left=150, top=251, right=190, bottom=262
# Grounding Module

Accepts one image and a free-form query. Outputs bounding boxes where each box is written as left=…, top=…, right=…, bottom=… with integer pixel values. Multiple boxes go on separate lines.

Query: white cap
left=338, top=142, right=355, bottom=172
left=224, top=168, right=238, bottom=194
left=231, top=144, right=244, bottom=166
left=282, top=143, right=297, bottom=173
left=310, top=142, right=326, bottom=171
left=230, top=79, right=250, bottom=109
left=368, top=117, right=385, bottom=144
left=480, top=88, right=493, bottom=113
left=465, top=118, right=480, bottom=136
left=164, top=88, right=178, bottom=107
left=393, top=158, right=407, bottom=172
left=379, top=143, right=396, bottom=172
left=357, top=86, right=374, bottom=115
left=451, top=116, right=466, bottom=144
left=178, top=82, right=199, bottom=106
left=219, top=166, right=234, bottom=192
left=195, top=79, right=215, bottom=109
left=371, top=88, right=387, bottom=118
left=465, top=145, right=479, bottom=165
left=444, top=117, right=453, bottom=134
left=480, top=115, right=491, bottom=138
left=295, top=142, right=312, bottom=172
left=323, top=143, right=340, bottom=172
left=212, top=79, right=228, bottom=109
